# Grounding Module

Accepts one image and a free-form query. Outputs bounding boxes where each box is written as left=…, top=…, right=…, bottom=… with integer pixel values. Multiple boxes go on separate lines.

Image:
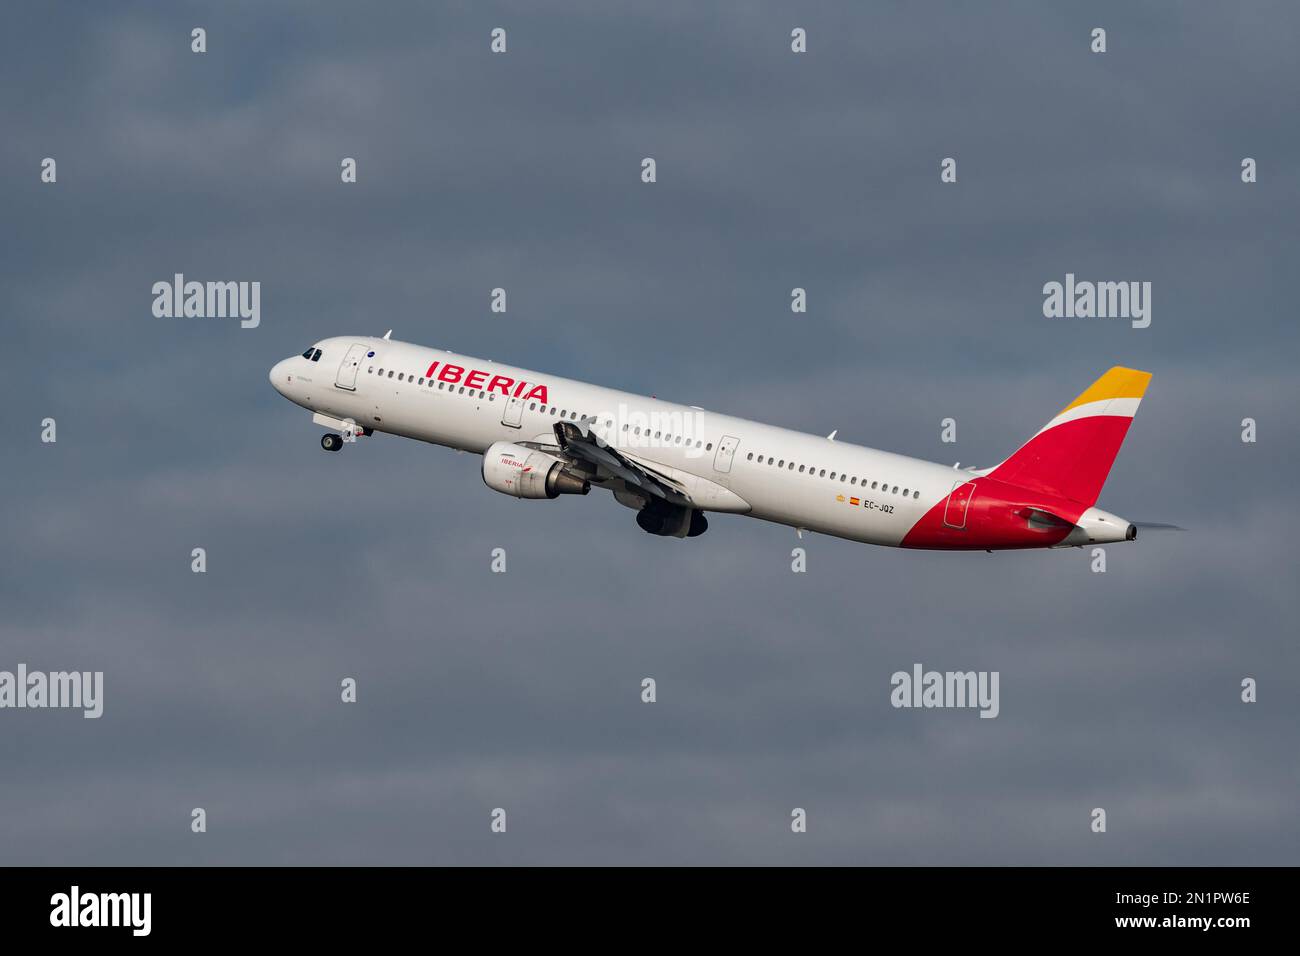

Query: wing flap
left=553, top=421, right=690, bottom=506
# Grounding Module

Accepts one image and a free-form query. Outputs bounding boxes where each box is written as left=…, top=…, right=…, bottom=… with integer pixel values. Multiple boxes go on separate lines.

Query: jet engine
left=635, top=499, right=709, bottom=538
left=481, top=442, right=590, bottom=499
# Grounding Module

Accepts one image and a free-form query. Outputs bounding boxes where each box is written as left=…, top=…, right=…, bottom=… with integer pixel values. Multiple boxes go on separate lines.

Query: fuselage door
left=713, top=435, right=740, bottom=474
left=335, top=343, right=368, bottom=391
left=501, top=396, right=524, bottom=428
left=943, top=480, right=976, bottom=529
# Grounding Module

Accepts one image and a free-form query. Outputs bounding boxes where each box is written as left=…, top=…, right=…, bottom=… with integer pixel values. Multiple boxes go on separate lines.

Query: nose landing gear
left=321, top=433, right=344, bottom=452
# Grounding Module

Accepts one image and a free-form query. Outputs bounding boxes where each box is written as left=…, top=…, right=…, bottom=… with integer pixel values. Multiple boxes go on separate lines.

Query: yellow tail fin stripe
left=1058, top=366, right=1152, bottom=416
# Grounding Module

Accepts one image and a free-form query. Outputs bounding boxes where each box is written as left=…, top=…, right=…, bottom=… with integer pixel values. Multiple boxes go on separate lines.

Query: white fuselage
left=271, top=336, right=971, bottom=546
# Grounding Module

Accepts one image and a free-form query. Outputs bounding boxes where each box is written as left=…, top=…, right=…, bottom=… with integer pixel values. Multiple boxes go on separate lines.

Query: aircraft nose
left=269, top=358, right=290, bottom=394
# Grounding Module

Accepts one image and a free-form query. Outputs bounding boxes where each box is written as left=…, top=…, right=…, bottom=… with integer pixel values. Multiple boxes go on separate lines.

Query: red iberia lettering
left=422, top=360, right=546, bottom=398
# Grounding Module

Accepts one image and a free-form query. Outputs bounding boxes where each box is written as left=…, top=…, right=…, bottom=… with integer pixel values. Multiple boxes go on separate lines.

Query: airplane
left=269, top=334, right=1158, bottom=551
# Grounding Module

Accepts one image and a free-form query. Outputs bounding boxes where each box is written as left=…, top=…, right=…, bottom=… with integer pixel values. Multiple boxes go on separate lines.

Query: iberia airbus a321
left=270, top=335, right=1157, bottom=550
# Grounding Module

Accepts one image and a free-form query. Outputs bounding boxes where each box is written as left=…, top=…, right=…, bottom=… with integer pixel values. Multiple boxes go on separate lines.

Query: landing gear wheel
left=321, top=433, right=343, bottom=452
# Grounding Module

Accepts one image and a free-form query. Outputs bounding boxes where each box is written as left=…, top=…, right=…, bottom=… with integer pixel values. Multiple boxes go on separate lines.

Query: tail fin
left=989, top=367, right=1151, bottom=506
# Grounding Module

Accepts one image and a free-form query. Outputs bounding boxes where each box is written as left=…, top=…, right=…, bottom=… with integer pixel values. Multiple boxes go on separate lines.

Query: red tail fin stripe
left=991, top=415, right=1134, bottom=506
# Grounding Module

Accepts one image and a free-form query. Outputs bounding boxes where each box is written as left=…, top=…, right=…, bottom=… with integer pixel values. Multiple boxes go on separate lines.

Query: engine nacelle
left=634, top=499, right=709, bottom=537
left=481, top=442, right=590, bottom=499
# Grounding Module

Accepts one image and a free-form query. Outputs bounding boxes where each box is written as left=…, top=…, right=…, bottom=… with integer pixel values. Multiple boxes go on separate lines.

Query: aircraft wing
left=552, top=421, right=692, bottom=507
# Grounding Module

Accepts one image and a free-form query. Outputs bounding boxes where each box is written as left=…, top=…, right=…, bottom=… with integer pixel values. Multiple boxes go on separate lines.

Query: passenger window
left=819, top=470, right=826, bottom=478
left=398, top=373, right=405, bottom=381
left=798, top=465, right=805, bottom=473
left=913, top=491, right=920, bottom=499
left=387, top=370, right=394, bottom=378
left=418, top=378, right=424, bottom=385
left=778, top=460, right=784, bottom=467
left=830, top=472, right=836, bottom=480
left=903, top=488, right=909, bottom=496
left=747, top=453, right=754, bottom=460
left=705, top=443, right=712, bottom=451
left=891, top=486, right=898, bottom=494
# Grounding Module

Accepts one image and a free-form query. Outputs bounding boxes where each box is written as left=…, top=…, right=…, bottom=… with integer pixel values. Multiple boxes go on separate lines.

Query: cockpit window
left=311, top=349, right=322, bottom=362
left=301, top=348, right=314, bottom=359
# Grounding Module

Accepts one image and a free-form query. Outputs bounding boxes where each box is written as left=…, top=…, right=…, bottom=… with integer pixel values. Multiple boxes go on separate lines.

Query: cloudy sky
left=3, top=1, right=1297, bottom=864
